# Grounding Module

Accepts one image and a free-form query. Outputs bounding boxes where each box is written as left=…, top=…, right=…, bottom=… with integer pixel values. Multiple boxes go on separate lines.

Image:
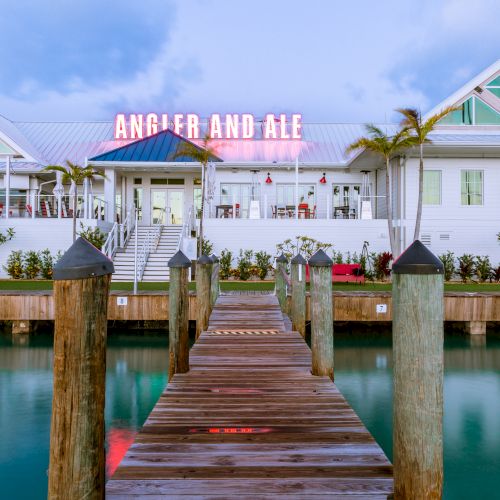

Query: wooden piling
left=275, top=253, right=288, bottom=313
left=48, top=237, right=114, bottom=500
left=210, top=254, right=220, bottom=308
left=392, top=240, right=444, bottom=499
left=309, top=249, right=334, bottom=380
left=168, top=251, right=192, bottom=379
left=290, top=253, right=306, bottom=338
left=196, top=254, right=212, bottom=339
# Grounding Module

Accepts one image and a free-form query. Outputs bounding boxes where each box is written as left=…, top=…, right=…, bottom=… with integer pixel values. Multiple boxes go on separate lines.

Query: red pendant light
left=265, top=172, right=272, bottom=184
left=319, top=172, right=327, bottom=184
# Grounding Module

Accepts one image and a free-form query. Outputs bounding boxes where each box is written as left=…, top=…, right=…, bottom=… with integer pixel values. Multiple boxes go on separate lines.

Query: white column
left=82, top=178, right=89, bottom=218
left=121, top=175, right=127, bottom=222
left=104, top=168, right=116, bottom=223
left=294, top=158, right=299, bottom=220
left=326, top=192, right=330, bottom=220
left=5, top=155, right=10, bottom=219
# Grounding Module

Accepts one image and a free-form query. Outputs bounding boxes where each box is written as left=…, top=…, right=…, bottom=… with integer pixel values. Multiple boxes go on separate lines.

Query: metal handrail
left=177, top=205, right=194, bottom=251
left=120, top=205, right=136, bottom=247
left=136, top=225, right=162, bottom=281
left=101, top=222, right=119, bottom=258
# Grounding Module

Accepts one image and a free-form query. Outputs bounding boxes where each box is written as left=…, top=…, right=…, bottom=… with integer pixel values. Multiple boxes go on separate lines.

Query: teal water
left=0, top=330, right=499, bottom=499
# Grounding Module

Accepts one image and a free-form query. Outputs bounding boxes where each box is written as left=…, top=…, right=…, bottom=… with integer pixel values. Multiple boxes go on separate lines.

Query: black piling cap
left=276, top=253, right=288, bottom=263
left=392, top=240, right=444, bottom=275
left=308, top=249, right=333, bottom=267
left=291, top=253, right=307, bottom=265
left=168, top=250, right=192, bottom=268
left=210, top=254, right=219, bottom=263
left=197, top=254, right=212, bottom=265
left=53, top=237, right=114, bottom=280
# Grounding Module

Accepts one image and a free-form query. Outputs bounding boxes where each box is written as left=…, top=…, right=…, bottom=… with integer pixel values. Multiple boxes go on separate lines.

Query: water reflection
left=0, top=330, right=499, bottom=499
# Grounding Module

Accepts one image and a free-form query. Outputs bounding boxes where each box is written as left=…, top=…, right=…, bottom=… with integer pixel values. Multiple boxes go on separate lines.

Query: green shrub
left=475, top=256, right=492, bottom=283
left=200, top=238, right=214, bottom=256
left=276, top=236, right=333, bottom=261
left=23, top=250, right=41, bottom=279
left=492, top=265, right=500, bottom=283
left=219, top=249, right=233, bottom=280
left=458, top=254, right=475, bottom=283
left=0, top=228, right=15, bottom=245
left=4, top=250, right=24, bottom=279
left=254, top=251, right=272, bottom=280
left=40, top=249, right=55, bottom=279
left=438, top=251, right=455, bottom=281
left=78, top=223, right=107, bottom=249
left=237, top=250, right=253, bottom=281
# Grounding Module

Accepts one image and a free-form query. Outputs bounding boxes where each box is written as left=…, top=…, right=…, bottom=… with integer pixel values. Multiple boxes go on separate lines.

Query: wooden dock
left=109, top=294, right=394, bottom=497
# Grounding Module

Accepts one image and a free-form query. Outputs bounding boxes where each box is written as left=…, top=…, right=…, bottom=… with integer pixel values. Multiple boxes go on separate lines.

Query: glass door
left=168, top=189, right=184, bottom=225
left=151, top=189, right=167, bottom=224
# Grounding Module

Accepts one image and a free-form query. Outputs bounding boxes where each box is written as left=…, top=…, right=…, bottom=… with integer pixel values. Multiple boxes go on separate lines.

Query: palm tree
left=347, top=125, right=415, bottom=256
left=173, top=134, right=220, bottom=256
left=396, top=106, right=458, bottom=241
left=44, top=161, right=106, bottom=242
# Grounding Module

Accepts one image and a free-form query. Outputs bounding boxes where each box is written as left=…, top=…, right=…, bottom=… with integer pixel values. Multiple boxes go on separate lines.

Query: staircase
left=112, top=225, right=182, bottom=282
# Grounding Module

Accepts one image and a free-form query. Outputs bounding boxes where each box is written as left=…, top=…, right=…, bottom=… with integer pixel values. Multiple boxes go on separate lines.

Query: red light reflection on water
left=106, top=428, right=137, bottom=476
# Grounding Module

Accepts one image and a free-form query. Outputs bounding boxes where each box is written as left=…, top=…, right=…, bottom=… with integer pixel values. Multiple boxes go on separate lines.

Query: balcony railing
left=205, top=195, right=386, bottom=220
left=0, top=193, right=108, bottom=221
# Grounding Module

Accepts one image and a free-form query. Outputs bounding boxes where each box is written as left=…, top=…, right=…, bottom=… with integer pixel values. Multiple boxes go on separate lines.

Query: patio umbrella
left=206, top=162, right=216, bottom=202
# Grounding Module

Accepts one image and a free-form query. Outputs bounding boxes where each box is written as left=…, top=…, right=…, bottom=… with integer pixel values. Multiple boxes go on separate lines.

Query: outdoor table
left=216, top=204, right=234, bottom=218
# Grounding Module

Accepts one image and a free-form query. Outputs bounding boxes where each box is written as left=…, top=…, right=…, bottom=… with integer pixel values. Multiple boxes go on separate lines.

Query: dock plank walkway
left=107, top=294, right=393, bottom=498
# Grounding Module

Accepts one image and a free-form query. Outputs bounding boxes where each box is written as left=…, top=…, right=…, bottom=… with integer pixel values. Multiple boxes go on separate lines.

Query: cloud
left=0, top=0, right=498, bottom=122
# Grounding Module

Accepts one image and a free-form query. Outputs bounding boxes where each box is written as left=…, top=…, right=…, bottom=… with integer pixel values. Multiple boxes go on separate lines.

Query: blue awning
left=89, top=129, right=222, bottom=163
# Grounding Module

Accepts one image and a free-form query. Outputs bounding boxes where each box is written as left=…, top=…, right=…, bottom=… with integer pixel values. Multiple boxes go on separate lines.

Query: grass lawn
left=1, top=279, right=499, bottom=293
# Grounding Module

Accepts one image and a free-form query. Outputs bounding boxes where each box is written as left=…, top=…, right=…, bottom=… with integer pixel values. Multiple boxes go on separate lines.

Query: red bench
left=306, top=263, right=365, bottom=283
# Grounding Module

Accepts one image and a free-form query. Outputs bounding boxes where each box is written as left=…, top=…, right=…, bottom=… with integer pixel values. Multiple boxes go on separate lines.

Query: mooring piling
left=290, top=253, right=306, bottom=338
left=210, top=254, right=220, bottom=308
left=309, top=249, right=334, bottom=380
left=168, top=250, right=192, bottom=379
left=392, top=240, right=444, bottom=499
left=275, top=253, right=289, bottom=313
left=196, top=254, right=212, bottom=339
left=48, top=237, right=114, bottom=500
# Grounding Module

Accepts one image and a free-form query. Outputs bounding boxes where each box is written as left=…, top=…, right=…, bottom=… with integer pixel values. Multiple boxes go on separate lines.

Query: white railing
left=136, top=225, right=162, bottom=281
left=102, top=222, right=119, bottom=258
left=206, top=194, right=387, bottom=220
left=177, top=205, right=194, bottom=251
left=119, top=205, right=136, bottom=247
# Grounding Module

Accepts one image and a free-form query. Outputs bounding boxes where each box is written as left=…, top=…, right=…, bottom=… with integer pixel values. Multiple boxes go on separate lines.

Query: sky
left=1, top=0, right=499, bottom=123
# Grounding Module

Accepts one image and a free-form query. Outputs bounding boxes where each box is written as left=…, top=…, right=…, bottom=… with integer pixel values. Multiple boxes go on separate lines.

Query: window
left=220, top=183, right=260, bottom=213
left=461, top=170, right=483, bottom=205
left=423, top=171, right=441, bottom=205
left=439, top=95, right=500, bottom=125
left=151, top=178, right=185, bottom=185
left=133, top=177, right=142, bottom=185
left=332, top=185, right=360, bottom=208
left=277, top=184, right=315, bottom=205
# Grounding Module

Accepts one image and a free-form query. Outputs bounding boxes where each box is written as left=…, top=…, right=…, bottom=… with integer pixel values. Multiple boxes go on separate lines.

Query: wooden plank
left=106, top=294, right=393, bottom=497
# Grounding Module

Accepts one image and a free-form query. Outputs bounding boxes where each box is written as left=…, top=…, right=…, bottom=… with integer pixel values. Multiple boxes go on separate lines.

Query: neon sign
left=114, top=113, right=302, bottom=140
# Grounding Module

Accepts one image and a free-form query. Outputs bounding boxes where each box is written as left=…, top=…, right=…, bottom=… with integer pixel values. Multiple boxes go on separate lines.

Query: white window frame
left=460, top=169, right=484, bottom=206
left=422, top=170, right=442, bottom=206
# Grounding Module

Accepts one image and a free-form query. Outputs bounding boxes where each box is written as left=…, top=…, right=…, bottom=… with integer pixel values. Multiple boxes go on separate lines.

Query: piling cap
left=197, top=254, right=212, bottom=265
left=392, top=240, right=444, bottom=275
left=210, top=254, right=219, bottom=263
left=291, top=253, right=306, bottom=265
left=276, top=253, right=288, bottom=263
left=53, top=237, right=114, bottom=280
left=308, top=249, right=333, bottom=267
left=168, top=250, right=192, bottom=268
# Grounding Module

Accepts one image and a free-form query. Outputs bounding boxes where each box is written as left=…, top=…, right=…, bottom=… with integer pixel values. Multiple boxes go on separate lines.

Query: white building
left=1, top=60, right=499, bottom=279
